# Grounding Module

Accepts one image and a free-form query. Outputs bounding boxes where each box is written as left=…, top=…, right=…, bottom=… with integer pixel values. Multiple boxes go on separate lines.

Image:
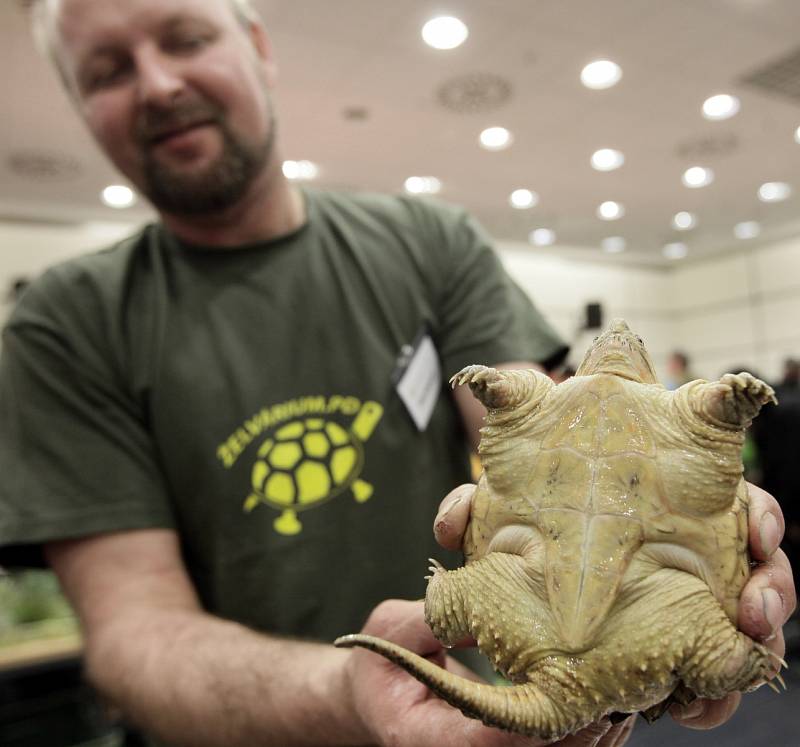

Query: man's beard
left=136, top=98, right=274, bottom=216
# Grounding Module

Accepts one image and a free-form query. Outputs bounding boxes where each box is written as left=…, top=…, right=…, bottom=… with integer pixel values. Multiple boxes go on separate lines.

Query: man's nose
left=135, top=48, right=185, bottom=106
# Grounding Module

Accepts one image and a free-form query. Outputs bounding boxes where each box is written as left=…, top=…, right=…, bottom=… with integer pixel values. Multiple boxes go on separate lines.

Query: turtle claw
left=768, top=650, right=788, bottom=670
left=450, top=365, right=513, bottom=409
left=699, top=372, right=777, bottom=427
left=720, top=372, right=778, bottom=407
left=450, top=364, right=497, bottom=389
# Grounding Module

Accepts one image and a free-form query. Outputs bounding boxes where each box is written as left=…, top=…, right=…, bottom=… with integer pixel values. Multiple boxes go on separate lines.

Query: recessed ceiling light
left=663, top=242, right=688, bottom=260
left=591, top=148, right=625, bottom=171
left=479, top=126, right=513, bottom=150
left=282, top=160, right=319, bottom=180
left=758, top=181, right=792, bottom=202
left=421, top=16, right=469, bottom=50
left=404, top=176, right=442, bottom=195
left=529, top=228, right=556, bottom=246
left=682, top=166, right=714, bottom=188
left=597, top=201, right=624, bottom=220
left=101, top=185, right=136, bottom=208
left=601, top=236, right=626, bottom=253
left=580, top=60, right=622, bottom=90
left=672, top=211, right=697, bottom=230
left=702, top=94, right=740, bottom=121
left=509, top=189, right=539, bottom=209
left=734, top=221, right=761, bottom=240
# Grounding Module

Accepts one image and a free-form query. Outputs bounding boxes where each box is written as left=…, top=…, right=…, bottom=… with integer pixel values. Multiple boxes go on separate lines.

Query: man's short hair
left=30, top=0, right=262, bottom=95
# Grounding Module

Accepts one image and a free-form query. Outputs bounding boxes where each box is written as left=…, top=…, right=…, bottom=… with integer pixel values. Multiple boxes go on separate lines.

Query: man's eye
left=82, top=64, right=129, bottom=92
left=167, top=34, right=213, bottom=54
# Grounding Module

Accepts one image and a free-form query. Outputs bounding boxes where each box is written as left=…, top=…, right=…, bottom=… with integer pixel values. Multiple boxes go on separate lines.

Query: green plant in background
left=0, top=570, right=78, bottom=644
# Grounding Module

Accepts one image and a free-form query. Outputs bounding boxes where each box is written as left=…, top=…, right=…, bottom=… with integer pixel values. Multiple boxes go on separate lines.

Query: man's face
left=53, top=0, right=277, bottom=215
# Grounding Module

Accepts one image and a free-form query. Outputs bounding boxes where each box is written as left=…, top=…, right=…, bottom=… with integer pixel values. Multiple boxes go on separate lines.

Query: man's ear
left=249, top=21, right=277, bottom=86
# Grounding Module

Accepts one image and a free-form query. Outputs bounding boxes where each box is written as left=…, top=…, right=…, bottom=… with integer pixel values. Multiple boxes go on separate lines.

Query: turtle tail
left=334, top=634, right=576, bottom=739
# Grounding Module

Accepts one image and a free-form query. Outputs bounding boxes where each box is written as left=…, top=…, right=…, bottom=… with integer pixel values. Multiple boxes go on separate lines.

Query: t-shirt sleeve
left=0, top=277, right=175, bottom=568
left=430, top=205, right=568, bottom=377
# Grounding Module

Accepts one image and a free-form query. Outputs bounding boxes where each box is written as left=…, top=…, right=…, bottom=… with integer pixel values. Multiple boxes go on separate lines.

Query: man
left=0, top=1, right=793, bottom=745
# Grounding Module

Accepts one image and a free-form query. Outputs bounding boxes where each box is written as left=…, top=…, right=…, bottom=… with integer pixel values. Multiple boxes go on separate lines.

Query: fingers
left=403, top=705, right=552, bottom=747
left=739, top=547, right=796, bottom=644
left=746, top=482, right=785, bottom=561
left=434, top=483, right=475, bottom=550
left=599, top=717, right=635, bottom=747
left=739, top=484, right=796, bottom=679
left=669, top=692, right=741, bottom=730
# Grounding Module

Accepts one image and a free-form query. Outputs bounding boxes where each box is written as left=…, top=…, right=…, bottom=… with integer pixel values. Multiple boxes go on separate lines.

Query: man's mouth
left=146, top=120, right=215, bottom=146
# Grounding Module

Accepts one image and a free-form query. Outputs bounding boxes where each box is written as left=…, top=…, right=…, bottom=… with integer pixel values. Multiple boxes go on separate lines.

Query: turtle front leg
left=690, top=372, right=776, bottom=429
left=450, top=365, right=552, bottom=411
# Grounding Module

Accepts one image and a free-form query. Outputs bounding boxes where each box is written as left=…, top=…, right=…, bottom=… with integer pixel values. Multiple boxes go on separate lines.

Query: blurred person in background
left=664, top=350, right=696, bottom=391
left=0, top=1, right=793, bottom=745
left=781, top=357, right=799, bottom=388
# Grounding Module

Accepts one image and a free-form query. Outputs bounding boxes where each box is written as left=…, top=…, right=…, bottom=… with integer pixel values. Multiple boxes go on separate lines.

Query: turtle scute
left=335, top=319, right=780, bottom=739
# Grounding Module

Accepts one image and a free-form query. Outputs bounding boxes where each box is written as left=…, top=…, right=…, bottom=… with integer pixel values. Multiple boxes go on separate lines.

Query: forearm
left=85, top=608, right=370, bottom=747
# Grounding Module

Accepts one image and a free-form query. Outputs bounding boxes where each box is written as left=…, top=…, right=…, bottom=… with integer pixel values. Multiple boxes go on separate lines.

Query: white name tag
left=394, top=333, right=441, bottom=432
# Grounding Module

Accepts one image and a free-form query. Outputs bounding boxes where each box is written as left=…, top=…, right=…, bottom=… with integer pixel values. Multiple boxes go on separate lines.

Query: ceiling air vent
left=6, top=150, right=83, bottom=182
left=675, top=133, right=739, bottom=160
left=740, top=46, right=800, bottom=103
left=436, top=72, right=512, bottom=114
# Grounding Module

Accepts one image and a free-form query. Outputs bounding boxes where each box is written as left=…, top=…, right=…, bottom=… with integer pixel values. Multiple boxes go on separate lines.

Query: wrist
left=313, top=645, right=373, bottom=746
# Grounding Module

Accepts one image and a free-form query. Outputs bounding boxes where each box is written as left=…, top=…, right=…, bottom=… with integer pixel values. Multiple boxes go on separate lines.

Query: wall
left=668, top=239, right=800, bottom=383
left=496, top=239, right=800, bottom=384
left=496, top=243, right=672, bottom=374
left=0, top=219, right=141, bottom=326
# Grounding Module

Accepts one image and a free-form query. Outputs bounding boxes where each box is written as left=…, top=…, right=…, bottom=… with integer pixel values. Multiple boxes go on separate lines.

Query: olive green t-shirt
left=0, top=189, right=566, bottom=641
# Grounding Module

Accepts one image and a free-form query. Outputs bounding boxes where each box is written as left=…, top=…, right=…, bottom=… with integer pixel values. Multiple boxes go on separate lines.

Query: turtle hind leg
left=423, top=557, right=478, bottom=646
left=679, top=606, right=776, bottom=698
left=610, top=571, right=777, bottom=704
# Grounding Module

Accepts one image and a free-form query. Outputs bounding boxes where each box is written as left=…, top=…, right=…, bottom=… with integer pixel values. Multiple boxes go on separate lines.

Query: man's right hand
left=344, top=598, right=634, bottom=747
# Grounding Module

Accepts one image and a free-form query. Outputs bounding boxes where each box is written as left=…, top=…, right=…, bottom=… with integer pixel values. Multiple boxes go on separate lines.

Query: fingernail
left=440, top=494, right=463, bottom=518
left=762, top=588, right=783, bottom=635
left=759, top=512, right=780, bottom=557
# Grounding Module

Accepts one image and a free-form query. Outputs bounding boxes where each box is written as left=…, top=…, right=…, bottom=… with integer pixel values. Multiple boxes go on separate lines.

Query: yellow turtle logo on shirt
left=244, top=401, right=383, bottom=535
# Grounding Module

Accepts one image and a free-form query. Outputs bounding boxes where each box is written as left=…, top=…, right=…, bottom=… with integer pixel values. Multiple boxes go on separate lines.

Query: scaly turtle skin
left=336, top=319, right=780, bottom=739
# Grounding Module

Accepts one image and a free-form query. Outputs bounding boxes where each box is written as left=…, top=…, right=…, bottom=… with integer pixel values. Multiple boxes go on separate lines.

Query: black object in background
left=585, top=302, right=603, bottom=330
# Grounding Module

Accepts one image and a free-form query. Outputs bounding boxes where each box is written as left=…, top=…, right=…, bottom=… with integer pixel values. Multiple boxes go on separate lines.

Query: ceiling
left=3, top=0, right=800, bottom=266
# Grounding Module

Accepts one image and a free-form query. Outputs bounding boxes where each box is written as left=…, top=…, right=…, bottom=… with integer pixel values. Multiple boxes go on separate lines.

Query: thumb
left=434, top=483, right=475, bottom=550
left=361, top=599, right=444, bottom=657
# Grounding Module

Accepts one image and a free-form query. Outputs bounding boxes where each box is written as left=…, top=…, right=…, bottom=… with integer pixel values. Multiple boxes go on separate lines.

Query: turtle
left=244, top=401, right=383, bottom=535
left=335, top=319, right=782, bottom=739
